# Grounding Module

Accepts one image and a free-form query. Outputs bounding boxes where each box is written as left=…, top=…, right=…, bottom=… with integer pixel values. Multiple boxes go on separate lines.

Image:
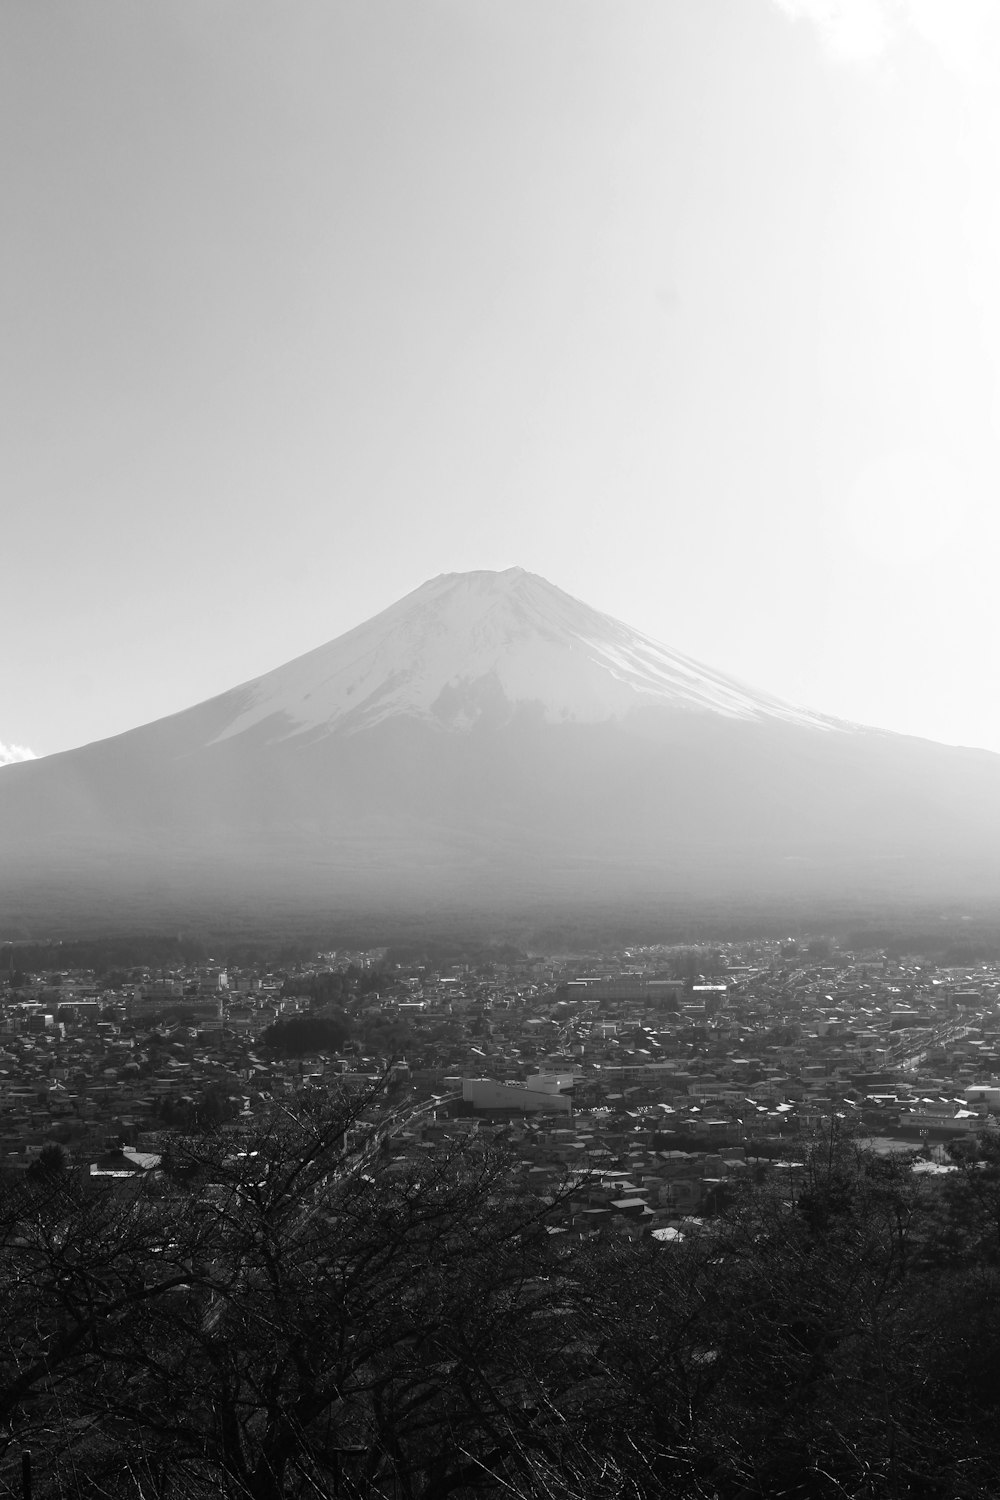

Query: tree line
left=1, top=1097, right=1000, bottom=1497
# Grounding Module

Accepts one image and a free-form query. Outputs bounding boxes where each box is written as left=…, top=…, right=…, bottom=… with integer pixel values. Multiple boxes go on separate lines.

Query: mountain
left=202, top=567, right=837, bottom=738
left=3, top=567, right=1000, bottom=939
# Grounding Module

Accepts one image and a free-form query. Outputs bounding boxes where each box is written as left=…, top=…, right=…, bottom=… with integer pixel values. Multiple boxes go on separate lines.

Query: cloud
left=771, top=0, right=995, bottom=70
left=0, top=742, right=36, bottom=766
left=907, top=0, right=993, bottom=77
left=771, top=0, right=894, bottom=64
left=770, top=0, right=1000, bottom=441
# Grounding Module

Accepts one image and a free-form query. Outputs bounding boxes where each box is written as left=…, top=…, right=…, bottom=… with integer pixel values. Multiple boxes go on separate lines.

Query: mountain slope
left=203, top=568, right=838, bottom=741
left=2, top=568, right=999, bottom=937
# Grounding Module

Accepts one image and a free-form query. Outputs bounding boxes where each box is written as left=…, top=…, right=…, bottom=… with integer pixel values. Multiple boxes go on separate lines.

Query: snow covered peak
left=210, top=569, right=837, bottom=744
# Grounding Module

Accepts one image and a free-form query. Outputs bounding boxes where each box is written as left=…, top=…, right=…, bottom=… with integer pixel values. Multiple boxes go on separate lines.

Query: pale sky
left=4, top=0, right=1000, bottom=760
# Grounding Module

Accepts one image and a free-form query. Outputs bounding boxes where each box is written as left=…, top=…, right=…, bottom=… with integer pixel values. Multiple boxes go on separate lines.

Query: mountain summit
left=208, top=568, right=833, bottom=742
left=2, top=569, right=1000, bottom=937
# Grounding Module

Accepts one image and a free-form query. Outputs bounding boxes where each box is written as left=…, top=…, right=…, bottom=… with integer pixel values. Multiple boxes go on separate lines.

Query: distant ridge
left=1, top=568, right=999, bottom=937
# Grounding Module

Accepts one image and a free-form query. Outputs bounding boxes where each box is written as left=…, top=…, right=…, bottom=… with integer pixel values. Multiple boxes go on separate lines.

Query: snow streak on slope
left=211, top=569, right=839, bottom=744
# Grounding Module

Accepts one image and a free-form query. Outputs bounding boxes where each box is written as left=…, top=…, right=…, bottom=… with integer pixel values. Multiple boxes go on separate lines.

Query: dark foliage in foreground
left=1, top=1102, right=1000, bottom=1499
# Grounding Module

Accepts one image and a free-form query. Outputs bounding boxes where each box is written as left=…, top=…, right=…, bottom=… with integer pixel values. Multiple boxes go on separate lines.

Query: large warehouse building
left=462, top=1073, right=574, bottom=1114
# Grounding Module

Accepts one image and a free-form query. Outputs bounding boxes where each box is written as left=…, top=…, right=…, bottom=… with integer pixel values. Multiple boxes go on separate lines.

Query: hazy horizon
left=4, top=1, right=1000, bottom=761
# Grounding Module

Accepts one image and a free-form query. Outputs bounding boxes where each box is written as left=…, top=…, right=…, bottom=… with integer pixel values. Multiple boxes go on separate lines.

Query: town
left=3, top=934, right=1000, bottom=1236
